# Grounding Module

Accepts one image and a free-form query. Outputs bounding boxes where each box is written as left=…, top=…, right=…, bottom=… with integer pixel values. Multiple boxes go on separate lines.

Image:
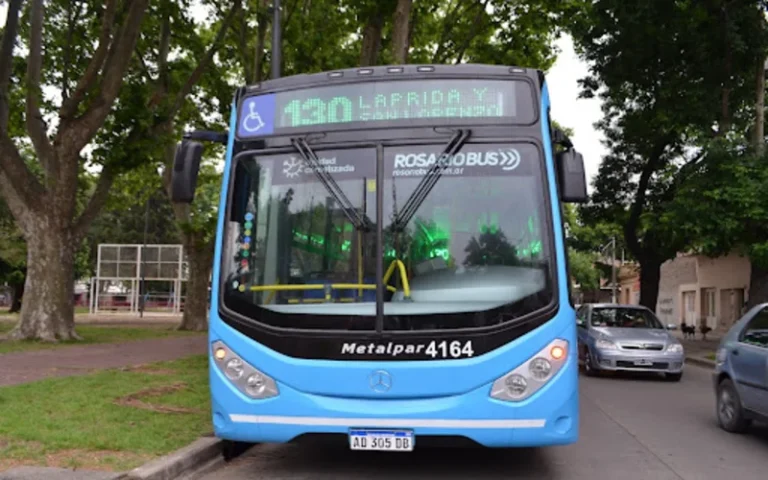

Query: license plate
left=634, top=359, right=653, bottom=366
left=349, top=429, right=414, bottom=452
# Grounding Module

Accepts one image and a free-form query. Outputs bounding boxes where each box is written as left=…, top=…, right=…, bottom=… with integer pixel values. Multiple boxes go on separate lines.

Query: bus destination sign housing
left=236, top=77, right=535, bottom=138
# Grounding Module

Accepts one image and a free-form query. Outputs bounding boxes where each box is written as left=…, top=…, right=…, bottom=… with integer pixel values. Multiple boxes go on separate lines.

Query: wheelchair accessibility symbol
left=241, top=101, right=266, bottom=133
left=238, top=94, right=275, bottom=137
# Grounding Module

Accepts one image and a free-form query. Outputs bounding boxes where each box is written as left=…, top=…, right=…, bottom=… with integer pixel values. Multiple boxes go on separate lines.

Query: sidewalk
left=0, top=335, right=207, bottom=387
left=671, top=330, right=720, bottom=368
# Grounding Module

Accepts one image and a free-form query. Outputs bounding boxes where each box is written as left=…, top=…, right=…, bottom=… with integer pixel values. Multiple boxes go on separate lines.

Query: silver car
left=576, top=303, right=685, bottom=381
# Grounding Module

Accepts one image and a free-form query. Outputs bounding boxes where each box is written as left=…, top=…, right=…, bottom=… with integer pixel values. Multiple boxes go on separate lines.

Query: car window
left=590, top=307, right=664, bottom=329
left=740, top=307, right=768, bottom=348
left=576, top=306, right=588, bottom=325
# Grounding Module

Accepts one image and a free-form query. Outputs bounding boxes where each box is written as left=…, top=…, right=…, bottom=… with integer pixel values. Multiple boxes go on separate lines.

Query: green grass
left=706, top=353, right=716, bottom=361
left=0, top=322, right=202, bottom=355
left=0, top=355, right=211, bottom=472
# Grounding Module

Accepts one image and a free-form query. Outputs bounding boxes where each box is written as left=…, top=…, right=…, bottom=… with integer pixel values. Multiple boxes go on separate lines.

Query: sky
left=547, top=35, right=605, bottom=191
left=0, top=4, right=605, bottom=187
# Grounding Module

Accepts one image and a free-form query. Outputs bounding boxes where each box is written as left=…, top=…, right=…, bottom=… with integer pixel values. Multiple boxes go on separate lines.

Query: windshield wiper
left=290, top=137, right=370, bottom=231
left=392, top=129, right=471, bottom=231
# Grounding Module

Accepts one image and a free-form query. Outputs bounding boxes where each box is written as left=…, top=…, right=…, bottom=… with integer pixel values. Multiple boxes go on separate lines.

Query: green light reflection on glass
left=292, top=230, right=351, bottom=253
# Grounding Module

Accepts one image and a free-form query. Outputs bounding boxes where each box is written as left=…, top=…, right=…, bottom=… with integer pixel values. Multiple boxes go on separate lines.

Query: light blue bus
left=171, top=64, right=588, bottom=454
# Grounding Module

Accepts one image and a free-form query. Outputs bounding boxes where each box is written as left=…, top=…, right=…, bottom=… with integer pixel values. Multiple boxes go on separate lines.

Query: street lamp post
left=271, top=0, right=281, bottom=79
left=611, top=237, right=617, bottom=303
left=600, top=237, right=617, bottom=303
left=139, top=195, right=150, bottom=318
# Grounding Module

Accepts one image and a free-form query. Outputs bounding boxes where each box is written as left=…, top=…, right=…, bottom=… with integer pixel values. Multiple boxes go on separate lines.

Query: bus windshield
left=221, top=142, right=554, bottom=331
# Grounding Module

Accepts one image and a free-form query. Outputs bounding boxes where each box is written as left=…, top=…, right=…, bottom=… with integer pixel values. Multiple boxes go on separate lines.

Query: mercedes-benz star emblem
left=368, top=370, right=392, bottom=393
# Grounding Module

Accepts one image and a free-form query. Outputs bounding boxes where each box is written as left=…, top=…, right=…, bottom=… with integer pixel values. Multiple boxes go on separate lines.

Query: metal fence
left=90, top=244, right=188, bottom=315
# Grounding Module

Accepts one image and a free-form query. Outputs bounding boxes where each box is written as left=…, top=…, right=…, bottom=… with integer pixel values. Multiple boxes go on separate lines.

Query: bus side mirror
left=171, top=140, right=204, bottom=203
left=556, top=149, right=588, bottom=203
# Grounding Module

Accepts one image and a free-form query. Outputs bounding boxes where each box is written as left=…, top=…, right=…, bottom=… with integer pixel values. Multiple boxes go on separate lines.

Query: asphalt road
left=199, top=365, right=768, bottom=480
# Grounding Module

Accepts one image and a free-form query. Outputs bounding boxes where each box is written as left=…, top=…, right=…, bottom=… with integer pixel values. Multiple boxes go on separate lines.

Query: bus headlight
left=212, top=340, right=279, bottom=399
left=490, top=339, right=568, bottom=402
left=529, top=358, right=552, bottom=380
left=505, top=375, right=528, bottom=398
left=224, top=358, right=244, bottom=379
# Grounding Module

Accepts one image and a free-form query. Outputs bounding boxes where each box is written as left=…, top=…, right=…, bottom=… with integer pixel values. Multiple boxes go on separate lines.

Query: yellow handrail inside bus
left=249, top=258, right=411, bottom=303
left=250, top=284, right=325, bottom=291
left=249, top=284, right=397, bottom=292
left=383, top=259, right=411, bottom=299
left=251, top=283, right=397, bottom=303
left=288, top=297, right=360, bottom=304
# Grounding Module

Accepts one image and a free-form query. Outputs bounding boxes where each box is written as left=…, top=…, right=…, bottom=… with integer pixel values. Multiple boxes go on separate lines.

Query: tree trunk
left=638, top=259, right=662, bottom=311
left=359, top=16, right=383, bottom=66
left=746, top=261, right=768, bottom=308
left=9, top=280, right=23, bottom=313
left=8, top=221, right=78, bottom=341
left=391, top=0, right=413, bottom=64
left=178, top=237, right=214, bottom=331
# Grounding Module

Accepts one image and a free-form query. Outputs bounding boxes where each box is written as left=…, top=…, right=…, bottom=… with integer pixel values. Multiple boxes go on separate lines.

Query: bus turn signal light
left=551, top=346, right=565, bottom=360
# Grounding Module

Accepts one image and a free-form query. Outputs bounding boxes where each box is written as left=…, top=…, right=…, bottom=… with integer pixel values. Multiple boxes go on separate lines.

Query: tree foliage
left=562, top=203, right=620, bottom=293
left=671, top=146, right=768, bottom=262
left=669, top=145, right=768, bottom=306
left=403, top=0, right=576, bottom=69
left=568, top=249, right=600, bottom=292
left=570, top=0, right=768, bottom=309
left=85, top=164, right=181, bottom=271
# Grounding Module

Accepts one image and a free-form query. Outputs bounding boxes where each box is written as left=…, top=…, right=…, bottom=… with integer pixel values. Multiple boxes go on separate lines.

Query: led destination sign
left=236, top=79, right=534, bottom=138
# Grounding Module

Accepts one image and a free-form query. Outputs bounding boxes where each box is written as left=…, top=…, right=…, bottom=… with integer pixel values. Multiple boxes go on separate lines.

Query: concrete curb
left=685, top=356, right=716, bottom=369
left=115, top=437, right=223, bottom=480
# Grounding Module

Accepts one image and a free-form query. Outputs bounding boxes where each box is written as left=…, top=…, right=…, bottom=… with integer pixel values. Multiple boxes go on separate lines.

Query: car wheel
left=716, top=378, right=750, bottom=433
left=665, top=372, right=683, bottom=382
